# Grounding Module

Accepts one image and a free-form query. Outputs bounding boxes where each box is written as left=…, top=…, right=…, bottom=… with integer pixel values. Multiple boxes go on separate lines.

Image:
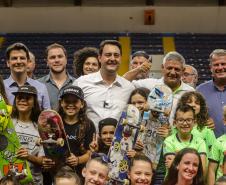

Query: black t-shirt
left=64, top=119, right=96, bottom=156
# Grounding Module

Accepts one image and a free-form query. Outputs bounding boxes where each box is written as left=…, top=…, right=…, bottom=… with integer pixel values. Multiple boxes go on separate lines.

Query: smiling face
left=129, top=160, right=153, bottom=185
left=131, top=93, right=147, bottom=113
left=210, top=54, right=226, bottom=81
left=83, top=57, right=99, bottom=75
left=47, top=47, right=67, bottom=74
left=177, top=153, right=199, bottom=183
left=82, top=160, right=109, bottom=185
left=99, top=44, right=121, bottom=75
left=15, top=93, right=34, bottom=114
left=175, top=110, right=195, bottom=136
left=100, top=125, right=115, bottom=146
left=60, top=94, right=84, bottom=118
left=162, top=60, right=184, bottom=91
left=7, top=50, right=28, bottom=75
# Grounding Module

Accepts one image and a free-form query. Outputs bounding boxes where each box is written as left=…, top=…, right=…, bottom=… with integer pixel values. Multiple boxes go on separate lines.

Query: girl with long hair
left=58, top=85, right=96, bottom=175
left=11, top=85, right=44, bottom=185
left=177, top=91, right=216, bottom=156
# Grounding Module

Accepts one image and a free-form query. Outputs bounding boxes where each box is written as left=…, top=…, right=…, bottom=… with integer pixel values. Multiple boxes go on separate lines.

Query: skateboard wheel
left=124, top=179, right=130, bottom=185
left=122, top=119, right=128, bottom=125
left=56, top=138, right=64, bottom=147
left=140, top=125, right=145, bottom=132
left=36, top=138, right=42, bottom=146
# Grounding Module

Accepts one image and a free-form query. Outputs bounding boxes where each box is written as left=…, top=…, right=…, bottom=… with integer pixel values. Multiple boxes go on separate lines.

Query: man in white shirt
left=73, top=40, right=134, bottom=129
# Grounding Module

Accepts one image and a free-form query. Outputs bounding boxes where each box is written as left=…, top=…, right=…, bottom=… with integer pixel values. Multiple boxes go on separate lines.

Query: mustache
left=106, top=60, right=118, bottom=64
left=14, top=63, right=25, bottom=67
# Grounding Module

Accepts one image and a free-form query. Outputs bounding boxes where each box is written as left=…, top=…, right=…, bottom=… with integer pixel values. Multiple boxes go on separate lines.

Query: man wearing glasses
left=182, top=64, right=198, bottom=88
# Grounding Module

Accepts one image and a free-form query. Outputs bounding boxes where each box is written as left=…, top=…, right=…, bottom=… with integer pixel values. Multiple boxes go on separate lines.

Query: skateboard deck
left=37, top=110, right=71, bottom=167
left=0, top=95, right=33, bottom=184
left=108, top=104, right=140, bottom=182
left=139, top=84, right=173, bottom=169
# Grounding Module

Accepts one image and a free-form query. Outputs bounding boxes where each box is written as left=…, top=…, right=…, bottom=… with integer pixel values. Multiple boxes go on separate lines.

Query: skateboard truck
left=122, top=119, right=145, bottom=132
left=36, top=134, right=64, bottom=147
left=109, top=176, right=130, bottom=185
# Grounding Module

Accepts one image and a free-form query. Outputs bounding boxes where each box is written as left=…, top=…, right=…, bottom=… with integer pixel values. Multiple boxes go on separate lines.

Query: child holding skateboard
left=58, top=85, right=96, bottom=176
left=128, top=87, right=171, bottom=139
left=163, top=104, right=207, bottom=176
left=128, top=87, right=172, bottom=185
left=11, top=85, right=45, bottom=185
left=128, top=88, right=171, bottom=164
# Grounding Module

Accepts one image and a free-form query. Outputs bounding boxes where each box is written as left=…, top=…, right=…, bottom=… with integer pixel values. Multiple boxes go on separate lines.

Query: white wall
left=0, top=6, right=226, bottom=33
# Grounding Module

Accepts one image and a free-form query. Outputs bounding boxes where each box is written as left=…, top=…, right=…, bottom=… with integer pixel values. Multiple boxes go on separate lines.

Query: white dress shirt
left=73, top=71, right=135, bottom=130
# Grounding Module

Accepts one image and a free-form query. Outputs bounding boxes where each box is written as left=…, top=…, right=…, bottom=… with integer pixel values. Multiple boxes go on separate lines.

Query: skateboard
left=138, top=84, right=173, bottom=169
left=37, top=110, right=71, bottom=168
left=0, top=95, right=33, bottom=184
left=108, top=104, right=141, bottom=182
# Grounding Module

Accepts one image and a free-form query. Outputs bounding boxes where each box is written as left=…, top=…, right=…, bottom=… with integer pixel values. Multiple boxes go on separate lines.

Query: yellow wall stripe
left=163, top=37, right=176, bottom=54
left=0, top=37, right=5, bottom=48
left=118, top=37, right=131, bottom=76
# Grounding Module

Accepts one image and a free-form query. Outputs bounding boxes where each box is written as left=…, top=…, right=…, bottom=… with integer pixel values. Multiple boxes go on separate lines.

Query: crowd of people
left=0, top=39, right=226, bottom=185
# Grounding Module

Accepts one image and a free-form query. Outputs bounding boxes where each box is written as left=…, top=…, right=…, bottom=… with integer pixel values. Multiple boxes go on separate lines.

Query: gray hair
left=209, top=49, right=226, bottom=64
left=163, top=51, right=185, bottom=66
left=185, top=64, right=198, bottom=76
left=29, top=51, right=35, bottom=63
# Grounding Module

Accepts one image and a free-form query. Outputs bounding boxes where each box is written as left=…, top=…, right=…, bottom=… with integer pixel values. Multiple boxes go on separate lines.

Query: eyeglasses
left=175, top=118, right=194, bottom=124
left=183, top=72, right=195, bottom=77
left=91, top=152, right=109, bottom=163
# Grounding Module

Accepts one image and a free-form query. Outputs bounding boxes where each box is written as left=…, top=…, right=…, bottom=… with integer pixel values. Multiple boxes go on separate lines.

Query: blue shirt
left=4, top=75, right=51, bottom=110
left=38, top=73, right=75, bottom=110
left=197, top=80, right=226, bottom=138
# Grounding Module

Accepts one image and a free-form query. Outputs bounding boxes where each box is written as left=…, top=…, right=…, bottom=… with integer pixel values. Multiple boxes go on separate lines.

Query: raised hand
left=206, top=118, right=215, bottom=130
left=89, top=133, right=99, bottom=152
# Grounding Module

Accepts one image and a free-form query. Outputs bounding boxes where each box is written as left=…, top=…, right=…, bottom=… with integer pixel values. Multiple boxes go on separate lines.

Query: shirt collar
left=93, top=71, right=122, bottom=87
left=160, top=77, right=194, bottom=94
left=212, top=79, right=226, bottom=91
left=45, top=72, right=75, bottom=83
left=8, top=75, right=30, bottom=87
left=176, top=133, right=193, bottom=143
